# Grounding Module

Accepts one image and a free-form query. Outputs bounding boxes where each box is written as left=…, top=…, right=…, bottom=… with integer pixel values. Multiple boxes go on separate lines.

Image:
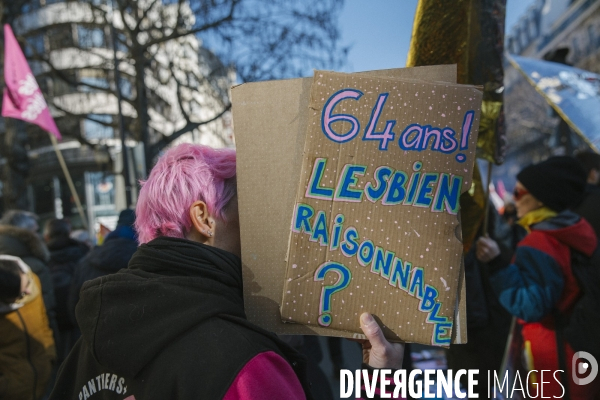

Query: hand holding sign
left=359, top=313, right=405, bottom=369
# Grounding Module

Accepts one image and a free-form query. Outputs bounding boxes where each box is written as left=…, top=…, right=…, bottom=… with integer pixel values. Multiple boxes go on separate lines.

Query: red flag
left=2, top=24, right=61, bottom=139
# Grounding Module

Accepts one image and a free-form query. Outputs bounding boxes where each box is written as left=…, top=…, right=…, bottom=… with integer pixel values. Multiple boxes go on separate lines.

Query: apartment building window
left=83, top=114, right=114, bottom=140
left=24, top=34, right=45, bottom=57
left=114, top=32, right=129, bottom=54
left=118, top=76, right=135, bottom=99
left=78, top=26, right=107, bottom=49
left=79, top=69, right=110, bottom=92
left=22, top=0, right=41, bottom=12
left=80, top=77, right=110, bottom=92
left=507, top=37, right=518, bottom=55
left=47, top=25, right=75, bottom=51
left=80, top=0, right=109, bottom=5
left=519, top=27, right=529, bottom=48
left=52, top=70, right=78, bottom=96
left=528, top=18, right=538, bottom=40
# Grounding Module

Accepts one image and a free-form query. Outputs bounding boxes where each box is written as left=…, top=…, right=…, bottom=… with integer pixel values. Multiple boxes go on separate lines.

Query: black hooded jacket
left=68, top=236, right=138, bottom=327
left=47, top=236, right=89, bottom=329
left=50, top=237, right=312, bottom=400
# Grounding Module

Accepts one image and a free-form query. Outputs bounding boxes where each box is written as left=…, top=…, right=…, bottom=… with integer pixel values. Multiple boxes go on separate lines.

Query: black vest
left=49, top=237, right=314, bottom=400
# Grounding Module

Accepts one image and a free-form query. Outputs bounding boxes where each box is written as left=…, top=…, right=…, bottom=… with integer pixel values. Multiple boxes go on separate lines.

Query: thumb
left=360, top=313, right=386, bottom=348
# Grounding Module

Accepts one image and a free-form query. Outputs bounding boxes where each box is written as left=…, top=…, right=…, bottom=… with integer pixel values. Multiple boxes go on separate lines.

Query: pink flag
left=2, top=24, right=61, bottom=139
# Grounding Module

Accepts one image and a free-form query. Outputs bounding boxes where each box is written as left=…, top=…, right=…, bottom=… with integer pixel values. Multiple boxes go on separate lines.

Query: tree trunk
left=132, top=45, right=151, bottom=174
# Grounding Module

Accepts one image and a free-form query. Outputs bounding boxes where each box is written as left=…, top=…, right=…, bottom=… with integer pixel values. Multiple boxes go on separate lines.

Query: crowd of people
left=0, top=208, right=139, bottom=399
left=450, top=152, right=600, bottom=399
left=0, top=144, right=599, bottom=399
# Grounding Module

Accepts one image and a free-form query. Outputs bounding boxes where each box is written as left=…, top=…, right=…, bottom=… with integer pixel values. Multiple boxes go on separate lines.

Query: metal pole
left=84, top=172, right=96, bottom=240
left=482, top=160, right=494, bottom=235
left=52, top=176, right=63, bottom=219
left=110, top=1, right=132, bottom=207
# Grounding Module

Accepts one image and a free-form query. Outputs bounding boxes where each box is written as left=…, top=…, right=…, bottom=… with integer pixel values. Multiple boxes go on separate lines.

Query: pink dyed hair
left=135, top=143, right=236, bottom=244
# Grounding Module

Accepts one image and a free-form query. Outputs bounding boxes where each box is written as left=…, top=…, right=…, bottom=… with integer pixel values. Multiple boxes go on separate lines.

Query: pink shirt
left=223, top=351, right=306, bottom=400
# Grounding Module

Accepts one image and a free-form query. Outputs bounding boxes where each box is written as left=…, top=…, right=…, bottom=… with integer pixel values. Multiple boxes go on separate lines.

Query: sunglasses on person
left=513, top=187, right=529, bottom=201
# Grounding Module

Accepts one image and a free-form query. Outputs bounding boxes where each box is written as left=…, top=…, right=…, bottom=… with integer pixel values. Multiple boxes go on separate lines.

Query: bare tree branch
left=133, top=0, right=161, bottom=34
left=150, top=102, right=231, bottom=156
left=142, top=0, right=239, bottom=49
left=10, top=0, right=347, bottom=166
left=46, top=103, right=97, bottom=148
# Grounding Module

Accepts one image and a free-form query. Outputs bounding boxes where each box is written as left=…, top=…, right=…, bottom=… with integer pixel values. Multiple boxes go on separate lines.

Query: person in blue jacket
left=476, top=156, right=599, bottom=399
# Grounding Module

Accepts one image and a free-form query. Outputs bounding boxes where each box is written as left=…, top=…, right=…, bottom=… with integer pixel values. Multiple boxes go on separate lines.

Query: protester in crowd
left=70, top=229, right=94, bottom=249
left=0, top=209, right=40, bottom=232
left=476, top=156, right=599, bottom=399
left=68, top=209, right=138, bottom=336
left=448, top=206, right=516, bottom=399
left=501, top=201, right=517, bottom=226
left=44, top=218, right=89, bottom=363
left=497, top=201, right=524, bottom=252
left=0, top=210, right=57, bottom=339
left=573, top=151, right=600, bottom=236
left=0, top=255, right=56, bottom=400
left=50, top=144, right=404, bottom=400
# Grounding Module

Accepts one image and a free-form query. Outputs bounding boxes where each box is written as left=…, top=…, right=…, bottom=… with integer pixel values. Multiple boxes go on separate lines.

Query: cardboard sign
left=232, top=65, right=471, bottom=344
left=279, top=71, right=481, bottom=346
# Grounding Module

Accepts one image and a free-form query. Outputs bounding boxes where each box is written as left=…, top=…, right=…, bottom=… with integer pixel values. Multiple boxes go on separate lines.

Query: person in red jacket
left=477, top=156, right=600, bottom=399
left=50, top=143, right=403, bottom=400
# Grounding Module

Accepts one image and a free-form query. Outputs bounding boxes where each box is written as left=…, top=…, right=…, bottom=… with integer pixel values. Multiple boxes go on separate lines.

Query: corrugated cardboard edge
left=233, top=64, right=468, bottom=343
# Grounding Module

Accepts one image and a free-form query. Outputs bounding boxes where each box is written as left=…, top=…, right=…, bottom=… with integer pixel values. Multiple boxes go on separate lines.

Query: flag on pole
left=2, top=24, right=61, bottom=140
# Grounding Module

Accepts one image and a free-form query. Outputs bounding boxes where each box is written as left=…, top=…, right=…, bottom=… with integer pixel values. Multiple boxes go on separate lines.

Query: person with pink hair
left=50, top=143, right=403, bottom=400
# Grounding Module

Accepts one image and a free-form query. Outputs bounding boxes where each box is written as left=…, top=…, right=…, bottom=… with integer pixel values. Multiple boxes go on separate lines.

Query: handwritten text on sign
left=281, top=71, right=481, bottom=346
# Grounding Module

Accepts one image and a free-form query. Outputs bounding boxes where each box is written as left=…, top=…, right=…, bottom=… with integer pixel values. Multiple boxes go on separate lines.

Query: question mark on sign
left=314, top=261, right=352, bottom=327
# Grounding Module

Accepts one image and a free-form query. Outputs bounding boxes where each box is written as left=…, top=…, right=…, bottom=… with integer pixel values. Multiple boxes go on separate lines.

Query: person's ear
left=189, top=201, right=215, bottom=240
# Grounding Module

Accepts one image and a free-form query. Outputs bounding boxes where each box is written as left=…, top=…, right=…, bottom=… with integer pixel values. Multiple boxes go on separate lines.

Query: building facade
left=0, top=0, right=233, bottom=234
left=496, top=0, right=600, bottom=189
